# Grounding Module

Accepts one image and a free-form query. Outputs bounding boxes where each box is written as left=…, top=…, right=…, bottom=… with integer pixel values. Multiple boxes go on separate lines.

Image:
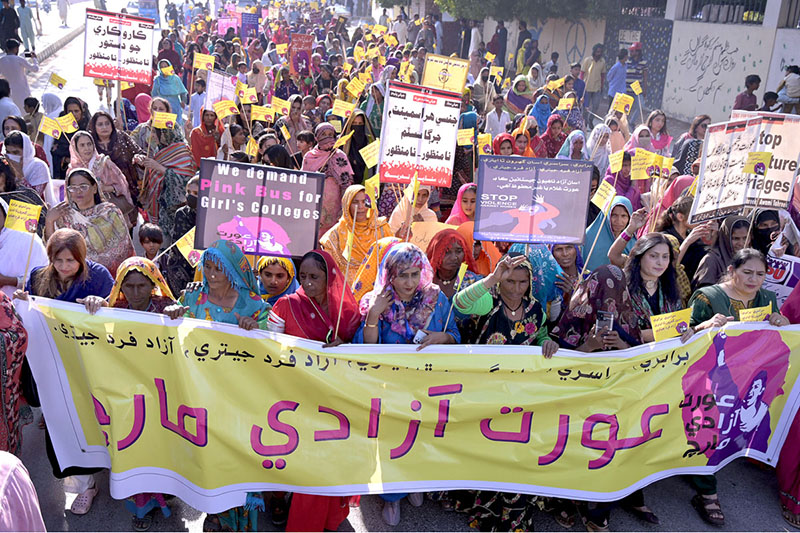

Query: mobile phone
left=413, top=329, right=428, bottom=344
left=596, top=311, right=614, bottom=334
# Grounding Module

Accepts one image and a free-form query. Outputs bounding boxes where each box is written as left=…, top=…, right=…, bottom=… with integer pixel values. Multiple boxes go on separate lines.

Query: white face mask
left=6, top=153, right=20, bottom=162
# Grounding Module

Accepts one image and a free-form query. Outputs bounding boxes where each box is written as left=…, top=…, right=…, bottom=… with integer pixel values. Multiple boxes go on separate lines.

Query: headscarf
left=582, top=195, right=635, bottom=273
left=359, top=242, right=441, bottom=341
left=199, top=239, right=260, bottom=296
left=248, top=59, right=268, bottom=93
left=3, top=132, right=49, bottom=189
left=425, top=229, right=478, bottom=275
left=529, top=94, right=551, bottom=136
left=456, top=221, right=501, bottom=277
left=445, top=183, right=477, bottom=225
left=556, top=130, right=588, bottom=160
left=552, top=264, right=641, bottom=348
left=67, top=132, right=133, bottom=204
left=256, top=255, right=299, bottom=305
left=603, top=151, right=641, bottom=211
left=41, top=93, right=63, bottom=169
left=624, top=124, right=652, bottom=152
left=537, top=115, right=567, bottom=158
left=153, top=60, right=188, bottom=98
left=636, top=175, right=695, bottom=239
left=364, top=82, right=385, bottom=118
left=693, top=215, right=749, bottom=289
left=280, top=250, right=361, bottom=342
left=302, top=122, right=354, bottom=187
left=750, top=209, right=780, bottom=256
left=388, top=183, right=437, bottom=233
left=320, top=184, right=391, bottom=278
left=468, top=49, right=481, bottom=79
left=108, top=257, right=175, bottom=306
left=135, top=93, right=152, bottom=123
left=505, top=75, right=532, bottom=115
left=511, top=118, right=534, bottom=157
left=492, top=133, right=514, bottom=155
left=526, top=62, right=544, bottom=91
left=508, top=243, right=564, bottom=308
left=549, top=243, right=585, bottom=274
left=352, top=236, right=400, bottom=304
left=586, top=123, right=612, bottom=172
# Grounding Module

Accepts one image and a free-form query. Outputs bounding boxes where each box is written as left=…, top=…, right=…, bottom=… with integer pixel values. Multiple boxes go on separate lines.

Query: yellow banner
left=359, top=139, right=380, bottom=169
left=609, top=150, right=624, bottom=173
left=213, top=100, right=239, bottom=119
left=21, top=300, right=800, bottom=511
left=250, top=105, right=274, bottom=122
left=271, top=97, right=290, bottom=116
left=49, top=73, right=67, bottom=89
left=5, top=200, right=42, bottom=233
left=345, top=78, right=366, bottom=98
left=744, top=151, right=772, bottom=175
left=57, top=113, right=78, bottom=134
left=591, top=180, right=616, bottom=211
left=477, top=133, right=492, bottom=155
left=457, top=128, right=474, bottom=146
left=420, top=53, right=469, bottom=93
left=556, top=98, right=575, bottom=111
left=631, top=148, right=658, bottom=180
left=242, top=87, right=258, bottom=104
left=39, top=116, right=62, bottom=139
left=331, top=99, right=355, bottom=118
left=193, top=53, right=215, bottom=71
left=612, top=93, right=634, bottom=115
left=152, top=112, right=177, bottom=129
left=275, top=43, right=288, bottom=55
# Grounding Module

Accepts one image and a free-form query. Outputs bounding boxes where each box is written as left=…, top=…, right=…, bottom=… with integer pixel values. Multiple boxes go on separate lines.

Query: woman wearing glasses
left=44, top=168, right=134, bottom=276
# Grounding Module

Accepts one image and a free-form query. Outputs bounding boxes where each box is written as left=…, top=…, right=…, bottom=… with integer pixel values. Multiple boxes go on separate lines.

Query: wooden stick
left=636, top=94, right=644, bottom=128
left=333, top=214, right=357, bottom=342
left=22, top=232, right=35, bottom=287
left=442, top=269, right=465, bottom=333
left=402, top=177, right=419, bottom=242
left=116, top=81, right=125, bottom=132
left=578, top=173, right=619, bottom=283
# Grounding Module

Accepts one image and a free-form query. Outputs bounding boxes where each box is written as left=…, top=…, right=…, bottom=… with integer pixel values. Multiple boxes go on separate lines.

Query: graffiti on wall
left=677, top=34, right=739, bottom=105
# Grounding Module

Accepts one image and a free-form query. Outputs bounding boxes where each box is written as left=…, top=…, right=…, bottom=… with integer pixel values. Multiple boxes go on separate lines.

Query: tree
left=433, top=0, right=617, bottom=23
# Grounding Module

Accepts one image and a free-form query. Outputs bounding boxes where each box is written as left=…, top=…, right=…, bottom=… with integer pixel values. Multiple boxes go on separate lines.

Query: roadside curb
left=38, top=23, right=85, bottom=62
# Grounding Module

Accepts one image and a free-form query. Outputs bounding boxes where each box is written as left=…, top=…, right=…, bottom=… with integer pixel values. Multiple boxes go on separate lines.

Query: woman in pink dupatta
left=445, top=183, right=477, bottom=225
left=778, top=289, right=800, bottom=528
left=301, top=122, right=354, bottom=236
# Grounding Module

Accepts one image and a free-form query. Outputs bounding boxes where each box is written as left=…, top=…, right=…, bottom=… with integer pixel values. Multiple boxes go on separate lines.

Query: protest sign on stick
left=84, top=9, right=154, bottom=84
left=420, top=53, right=469, bottom=93
left=196, top=159, right=324, bottom=257
left=288, top=33, right=314, bottom=76
left=378, top=81, right=460, bottom=187
left=474, top=156, right=593, bottom=244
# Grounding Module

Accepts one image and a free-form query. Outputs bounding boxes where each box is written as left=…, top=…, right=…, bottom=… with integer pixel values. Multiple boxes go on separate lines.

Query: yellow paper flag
left=242, top=87, right=258, bottom=103
left=609, top=151, right=625, bottom=174
left=556, top=98, right=575, bottom=110
left=591, top=180, right=616, bottom=212
left=271, top=97, right=290, bottom=116
left=275, top=43, right=288, bottom=55
left=477, top=133, right=492, bottom=155
left=39, top=116, right=61, bottom=139
left=193, top=53, right=215, bottom=71
left=660, top=157, right=675, bottom=178
left=457, top=262, right=468, bottom=282
left=739, top=303, right=772, bottom=322
left=359, top=139, right=380, bottom=169
left=331, top=99, right=355, bottom=118
left=121, top=81, right=134, bottom=91
left=279, top=123, right=291, bottom=140
left=245, top=136, right=259, bottom=158
left=175, top=227, right=202, bottom=268
left=744, top=151, right=773, bottom=175
left=631, top=149, right=656, bottom=180
left=631, top=80, right=643, bottom=96
left=250, top=105, right=274, bottom=122
left=612, top=93, right=634, bottom=114
left=56, top=113, right=78, bottom=134
left=346, top=78, right=366, bottom=98
left=213, top=100, right=239, bottom=119
left=650, top=308, right=692, bottom=342
left=152, top=112, right=178, bottom=129
left=333, top=130, right=354, bottom=150
left=364, top=174, right=380, bottom=208
left=342, top=231, right=355, bottom=261
left=235, top=80, right=247, bottom=98
left=354, top=45, right=365, bottom=62
left=160, top=64, right=174, bottom=76
left=4, top=200, right=42, bottom=233
left=384, top=34, right=398, bottom=47
left=687, top=176, right=699, bottom=197
left=372, top=24, right=387, bottom=35
left=484, top=51, right=496, bottom=62
left=49, top=73, right=67, bottom=89
left=457, top=128, right=475, bottom=146
left=490, top=66, right=503, bottom=79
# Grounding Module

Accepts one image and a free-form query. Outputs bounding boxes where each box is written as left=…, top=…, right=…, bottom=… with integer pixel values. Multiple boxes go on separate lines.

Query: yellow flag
left=744, top=151, right=772, bottom=175
left=609, top=151, right=625, bottom=173
left=354, top=45, right=365, bottom=62
left=687, top=176, right=699, bottom=196
left=120, top=81, right=134, bottom=91
left=39, top=116, right=61, bottom=139
left=591, top=180, right=616, bottom=212
left=631, top=149, right=656, bottom=180
left=280, top=123, right=291, bottom=140
left=477, top=133, right=492, bottom=155
left=359, top=139, right=380, bottom=169
left=630, top=80, right=643, bottom=96
left=175, top=227, right=201, bottom=268
left=275, top=43, right=288, bottom=55
left=49, top=73, right=67, bottom=89
left=271, top=97, right=290, bottom=116
left=457, top=262, right=468, bottom=282
left=372, top=24, right=387, bottom=35
left=235, top=80, right=247, bottom=98
left=152, top=112, right=177, bottom=129
left=160, top=64, right=174, bottom=76
left=384, top=34, right=398, bottom=47
left=193, top=53, right=215, bottom=71
left=484, top=51, right=496, bottom=62
left=56, top=113, right=78, bottom=134
left=457, top=128, right=474, bottom=146
left=245, top=136, right=259, bottom=158
left=346, top=78, right=366, bottom=98
left=331, top=99, right=355, bottom=118
left=739, top=303, right=772, bottom=322
left=556, top=98, right=575, bottom=110
left=4, top=200, right=42, bottom=233
left=342, top=231, right=355, bottom=261
left=213, top=100, right=239, bottom=119
left=364, top=174, right=379, bottom=208
left=242, top=87, right=258, bottom=103
left=333, top=130, right=354, bottom=150
left=342, top=62, right=353, bottom=74
left=612, top=93, right=634, bottom=114
left=250, top=105, right=274, bottom=122
left=490, top=66, right=503, bottom=79
left=651, top=308, right=692, bottom=342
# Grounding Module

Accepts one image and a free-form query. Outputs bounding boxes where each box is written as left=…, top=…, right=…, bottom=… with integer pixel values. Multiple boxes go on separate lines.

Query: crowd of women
left=1, top=1, right=800, bottom=532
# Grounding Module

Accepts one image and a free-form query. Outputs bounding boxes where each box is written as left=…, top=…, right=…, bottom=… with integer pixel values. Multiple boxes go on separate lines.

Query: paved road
left=19, top=22, right=791, bottom=533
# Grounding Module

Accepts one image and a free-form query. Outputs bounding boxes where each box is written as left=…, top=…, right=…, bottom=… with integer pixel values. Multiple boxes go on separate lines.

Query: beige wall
left=662, top=21, right=776, bottom=122
left=766, top=29, right=800, bottom=92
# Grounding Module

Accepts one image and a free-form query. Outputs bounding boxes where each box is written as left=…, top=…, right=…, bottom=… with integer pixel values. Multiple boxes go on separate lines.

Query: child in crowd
left=23, top=96, right=41, bottom=134
left=777, top=64, right=800, bottom=114
left=139, top=223, right=164, bottom=262
left=760, top=91, right=781, bottom=112
left=732, top=74, right=760, bottom=111
left=189, top=78, right=206, bottom=128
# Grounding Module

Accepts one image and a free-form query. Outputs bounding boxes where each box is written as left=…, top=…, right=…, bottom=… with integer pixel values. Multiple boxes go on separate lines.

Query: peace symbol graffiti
left=565, top=22, right=587, bottom=64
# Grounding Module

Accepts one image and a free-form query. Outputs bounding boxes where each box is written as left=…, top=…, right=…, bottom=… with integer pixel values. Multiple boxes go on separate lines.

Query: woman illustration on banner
left=479, top=194, right=559, bottom=237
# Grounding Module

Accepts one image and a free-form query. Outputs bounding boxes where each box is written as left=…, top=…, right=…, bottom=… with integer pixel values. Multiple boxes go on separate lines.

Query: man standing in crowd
left=607, top=47, right=628, bottom=110
left=0, top=0, right=20, bottom=52
left=581, top=43, right=606, bottom=128
left=407, top=13, right=421, bottom=45
left=626, top=41, right=648, bottom=125
left=393, top=14, right=407, bottom=45
left=433, top=14, right=442, bottom=54
left=0, top=38, right=36, bottom=110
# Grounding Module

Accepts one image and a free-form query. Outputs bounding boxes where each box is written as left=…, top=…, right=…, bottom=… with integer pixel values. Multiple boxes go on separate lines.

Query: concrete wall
left=662, top=21, right=776, bottom=122
left=766, top=29, right=800, bottom=91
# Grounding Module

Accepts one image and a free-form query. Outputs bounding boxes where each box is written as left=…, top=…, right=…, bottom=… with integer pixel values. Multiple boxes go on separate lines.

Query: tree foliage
left=433, top=0, right=617, bottom=23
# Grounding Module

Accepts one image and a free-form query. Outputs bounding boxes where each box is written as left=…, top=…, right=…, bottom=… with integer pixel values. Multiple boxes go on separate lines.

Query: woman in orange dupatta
left=319, top=184, right=391, bottom=284
left=455, top=222, right=501, bottom=277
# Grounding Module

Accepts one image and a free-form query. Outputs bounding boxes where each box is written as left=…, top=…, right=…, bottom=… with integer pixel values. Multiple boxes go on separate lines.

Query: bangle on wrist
left=620, top=230, right=632, bottom=242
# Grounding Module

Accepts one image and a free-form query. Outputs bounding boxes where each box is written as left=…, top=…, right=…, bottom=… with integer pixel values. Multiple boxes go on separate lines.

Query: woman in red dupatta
left=139, top=126, right=197, bottom=240
left=536, top=115, right=567, bottom=158
left=268, top=250, right=360, bottom=532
